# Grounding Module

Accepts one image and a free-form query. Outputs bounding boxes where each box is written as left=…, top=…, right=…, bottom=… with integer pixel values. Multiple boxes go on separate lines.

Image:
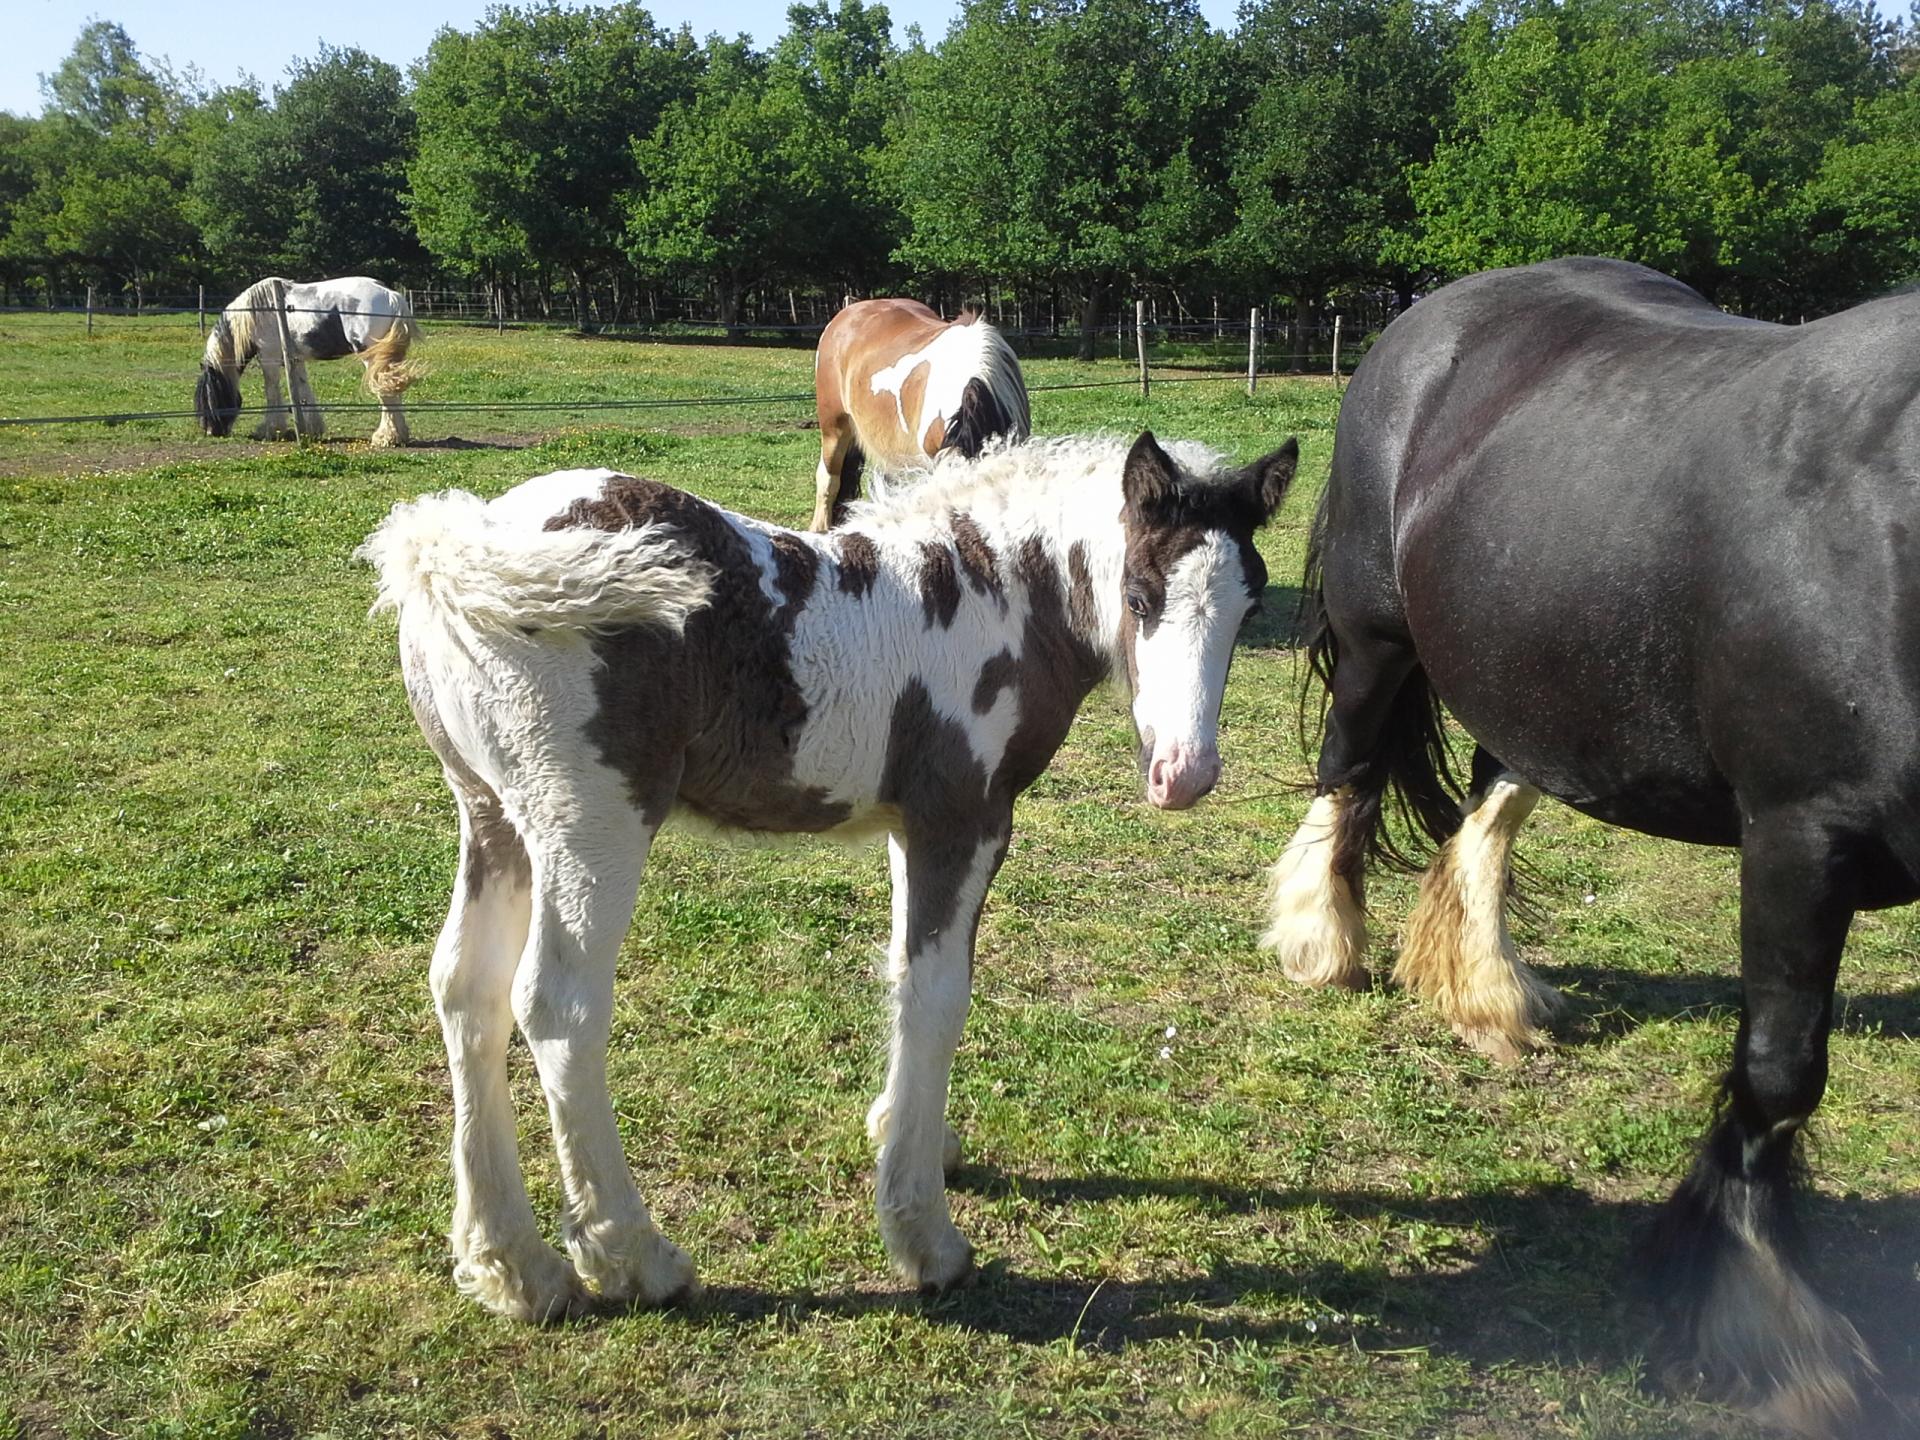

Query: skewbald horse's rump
left=1264, top=257, right=1917, bottom=1436
left=363, top=431, right=1296, bottom=1320
left=810, top=298, right=1031, bottom=531
left=197, top=276, right=423, bottom=447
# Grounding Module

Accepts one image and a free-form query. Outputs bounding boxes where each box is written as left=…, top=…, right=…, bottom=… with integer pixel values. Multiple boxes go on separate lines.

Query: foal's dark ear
left=1246, top=437, right=1299, bottom=522
left=1123, top=431, right=1177, bottom=511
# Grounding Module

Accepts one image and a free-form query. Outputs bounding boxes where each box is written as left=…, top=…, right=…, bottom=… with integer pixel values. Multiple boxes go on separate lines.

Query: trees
left=625, top=5, right=905, bottom=322
left=7, top=22, right=199, bottom=305
left=191, top=48, right=423, bottom=283
left=410, top=3, right=696, bottom=317
left=893, top=0, right=1233, bottom=357
left=1224, top=0, right=1456, bottom=354
left=1407, top=0, right=1903, bottom=311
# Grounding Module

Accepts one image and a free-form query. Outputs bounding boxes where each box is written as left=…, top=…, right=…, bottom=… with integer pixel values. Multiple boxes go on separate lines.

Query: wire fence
left=0, top=300, right=1366, bottom=431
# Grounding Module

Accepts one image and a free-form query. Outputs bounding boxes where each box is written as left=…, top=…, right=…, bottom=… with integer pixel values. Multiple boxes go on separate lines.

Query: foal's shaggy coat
left=364, top=432, right=1293, bottom=1319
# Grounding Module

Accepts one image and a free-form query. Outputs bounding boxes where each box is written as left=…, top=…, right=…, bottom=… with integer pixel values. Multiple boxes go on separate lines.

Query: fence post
left=267, top=278, right=308, bottom=442
left=1247, top=307, right=1259, bottom=398
left=1136, top=299, right=1149, bottom=400
left=198, top=284, right=205, bottom=338
left=86, top=284, right=94, bottom=337
left=1332, top=314, right=1343, bottom=381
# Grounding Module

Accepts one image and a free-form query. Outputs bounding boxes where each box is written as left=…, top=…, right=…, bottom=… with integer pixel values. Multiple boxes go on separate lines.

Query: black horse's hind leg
left=1261, top=638, right=1422, bottom=989
left=1395, top=745, right=1562, bottom=1061
left=1644, top=814, right=1876, bottom=1437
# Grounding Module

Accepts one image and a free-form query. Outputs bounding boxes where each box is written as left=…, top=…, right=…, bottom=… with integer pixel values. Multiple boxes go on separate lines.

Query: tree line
left=3, top=0, right=1916, bottom=356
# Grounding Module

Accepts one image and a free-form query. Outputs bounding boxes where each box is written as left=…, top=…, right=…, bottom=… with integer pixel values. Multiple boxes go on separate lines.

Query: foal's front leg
left=870, top=826, right=1007, bottom=1290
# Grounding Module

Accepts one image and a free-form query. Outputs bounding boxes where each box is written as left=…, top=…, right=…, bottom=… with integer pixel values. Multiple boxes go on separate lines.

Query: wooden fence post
left=267, top=278, right=308, bottom=442
left=86, top=284, right=94, bottom=337
left=1247, top=307, right=1259, bottom=398
left=1136, top=299, right=1149, bottom=400
left=198, top=284, right=206, bottom=338
left=1332, top=314, right=1343, bottom=381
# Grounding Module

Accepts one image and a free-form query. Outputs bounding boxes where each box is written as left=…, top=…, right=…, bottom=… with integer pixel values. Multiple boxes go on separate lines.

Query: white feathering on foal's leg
left=1395, top=774, right=1560, bottom=1062
left=1261, top=787, right=1369, bottom=990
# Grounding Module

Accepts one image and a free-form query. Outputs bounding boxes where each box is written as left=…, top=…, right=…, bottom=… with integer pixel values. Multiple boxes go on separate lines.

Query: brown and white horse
left=809, top=298, right=1031, bottom=531
left=362, top=431, right=1294, bottom=1320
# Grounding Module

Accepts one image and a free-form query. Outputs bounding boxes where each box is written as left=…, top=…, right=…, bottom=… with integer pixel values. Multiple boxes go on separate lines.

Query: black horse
left=1262, top=257, right=1916, bottom=1435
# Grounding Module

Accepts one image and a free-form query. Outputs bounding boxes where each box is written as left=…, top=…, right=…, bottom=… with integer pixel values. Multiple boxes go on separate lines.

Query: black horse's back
left=1272, top=256, right=1920, bottom=1435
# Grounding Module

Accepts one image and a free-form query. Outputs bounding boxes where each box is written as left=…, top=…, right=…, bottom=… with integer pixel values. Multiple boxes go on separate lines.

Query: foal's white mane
left=844, top=432, right=1232, bottom=540
left=203, top=276, right=280, bottom=369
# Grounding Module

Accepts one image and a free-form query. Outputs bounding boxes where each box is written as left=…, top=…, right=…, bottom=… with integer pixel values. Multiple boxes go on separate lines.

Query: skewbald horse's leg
left=1396, top=752, right=1561, bottom=1061
left=1643, top=812, right=1877, bottom=1437
left=810, top=416, right=858, bottom=532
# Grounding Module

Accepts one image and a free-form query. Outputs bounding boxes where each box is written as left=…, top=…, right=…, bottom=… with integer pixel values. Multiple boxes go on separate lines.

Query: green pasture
left=1, top=319, right=1914, bottom=1439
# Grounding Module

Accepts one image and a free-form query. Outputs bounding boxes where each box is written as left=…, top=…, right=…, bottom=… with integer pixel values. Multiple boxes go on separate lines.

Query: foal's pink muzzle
left=1146, top=740, right=1222, bottom=810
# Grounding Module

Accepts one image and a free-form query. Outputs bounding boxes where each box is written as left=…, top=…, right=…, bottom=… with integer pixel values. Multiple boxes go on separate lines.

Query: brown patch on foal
left=951, top=512, right=1002, bottom=601
left=837, top=532, right=881, bottom=598
left=545, top=473, right=850, bottom=833
left=918, top=542, right=962, bottom=628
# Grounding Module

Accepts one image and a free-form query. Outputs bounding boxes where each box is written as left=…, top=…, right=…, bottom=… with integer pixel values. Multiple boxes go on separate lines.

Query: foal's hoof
left=575, top=1225, right=702, bottom=1309
left=887, top=1219, right=975, bottom=1294
left=916, top=1241, right=977, bottom=1296
left=455, top=1240, right=589, bottom=1324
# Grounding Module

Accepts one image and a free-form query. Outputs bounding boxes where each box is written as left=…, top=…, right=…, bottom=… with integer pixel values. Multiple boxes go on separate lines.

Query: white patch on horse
left=868, top=322, right=998, bottom=441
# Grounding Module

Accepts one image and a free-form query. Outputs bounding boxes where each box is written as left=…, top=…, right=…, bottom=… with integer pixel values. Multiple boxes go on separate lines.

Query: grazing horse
left=196, top=276, right=421, bottom=447
left=810, top=298, right=1031, bottom=532
left=362, top=430, right=1295, bottom=1320
left=1262, top=257, right=1916, bottom=1435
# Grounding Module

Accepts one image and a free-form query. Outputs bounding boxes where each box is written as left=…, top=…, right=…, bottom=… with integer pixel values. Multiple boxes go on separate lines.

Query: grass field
left=2, top=315, right=1915, bottom=1439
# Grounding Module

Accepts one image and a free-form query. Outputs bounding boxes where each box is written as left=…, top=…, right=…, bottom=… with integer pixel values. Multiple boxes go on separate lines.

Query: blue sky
left=5, top=0, right=1243, bottom=115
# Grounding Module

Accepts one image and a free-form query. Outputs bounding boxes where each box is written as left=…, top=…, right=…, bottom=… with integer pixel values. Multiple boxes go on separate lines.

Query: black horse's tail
left=1299, top=489, right=1464, bottom=878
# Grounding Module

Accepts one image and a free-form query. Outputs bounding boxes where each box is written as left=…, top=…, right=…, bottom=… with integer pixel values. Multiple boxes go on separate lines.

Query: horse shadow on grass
left=1544, top=964, right=1920, bottom=1044
left=1236, top=582, right=1307, bottom=653
left=678, top=1169, right=1920, bottom=1431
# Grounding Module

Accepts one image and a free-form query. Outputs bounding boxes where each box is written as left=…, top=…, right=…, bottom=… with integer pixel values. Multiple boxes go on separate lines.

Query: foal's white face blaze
left=1132, top=534, right=1258, bottom=810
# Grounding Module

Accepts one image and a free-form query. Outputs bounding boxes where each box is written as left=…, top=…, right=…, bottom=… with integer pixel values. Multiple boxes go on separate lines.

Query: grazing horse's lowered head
left=361, top=428, right=1295, bottom=1321
left=197, top=276, right=422, bottom=446
left=811, top=297, right=1032, bottom=531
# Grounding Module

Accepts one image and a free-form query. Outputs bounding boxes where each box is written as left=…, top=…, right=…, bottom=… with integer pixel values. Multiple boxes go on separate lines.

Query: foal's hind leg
left=1644, top=813, right=1873, bottom=1435
left=1397, top=752, right=1560, bottom=1061
left=430, top=775, right=584, bottom=1321
left=512, top=789, right=697, bottom=1310
left=1262, top=645, right=1418, bottom=989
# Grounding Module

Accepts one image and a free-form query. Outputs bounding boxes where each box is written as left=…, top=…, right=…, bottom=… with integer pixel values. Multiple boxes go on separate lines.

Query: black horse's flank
left=1288, top=258, right=1918, bottom=1435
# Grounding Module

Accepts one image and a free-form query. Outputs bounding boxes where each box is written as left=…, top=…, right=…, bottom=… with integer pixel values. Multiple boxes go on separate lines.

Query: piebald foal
left=363, top=431, right=1295, bottom=1320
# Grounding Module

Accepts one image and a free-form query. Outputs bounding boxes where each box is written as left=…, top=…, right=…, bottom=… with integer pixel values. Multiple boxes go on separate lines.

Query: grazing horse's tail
left=358, top=489, right=713, bottom=638
left=937, top=320, right=1030, bottom=461
left=361, top=313, right=426, bottom=398
left=1300, top=489, right=1464, bottom=876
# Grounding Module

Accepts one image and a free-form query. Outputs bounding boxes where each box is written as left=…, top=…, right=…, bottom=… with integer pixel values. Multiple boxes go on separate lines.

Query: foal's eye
left=1125, top=591, right=1151, bottom=619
